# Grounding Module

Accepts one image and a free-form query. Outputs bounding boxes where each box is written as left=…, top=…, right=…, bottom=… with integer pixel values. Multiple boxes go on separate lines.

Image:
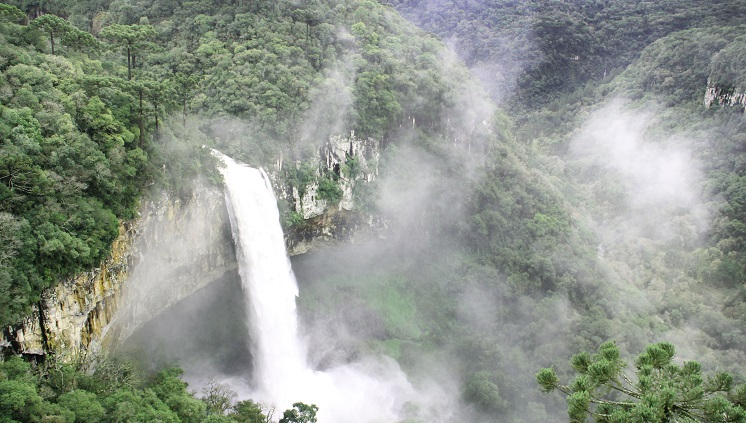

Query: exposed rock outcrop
left=273, top=133, right=384, bottom=255
left=704, top=81, right=746, bottom=110
left=1, top=182, right=237, bottom=359
left=105, top=181, right=236, bottom=346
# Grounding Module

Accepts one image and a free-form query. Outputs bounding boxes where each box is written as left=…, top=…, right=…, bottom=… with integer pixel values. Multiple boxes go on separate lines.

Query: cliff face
left=1, top=222, right=134, bottom=359
left=274, top=133, right=384, bottom=255
left=705, top=81, right=746, bottom=110
left=1, top=182, right=236, bottom=359
left=1, top=136, right=382, bottom=359
left=104, top=182, right=237, bottom=346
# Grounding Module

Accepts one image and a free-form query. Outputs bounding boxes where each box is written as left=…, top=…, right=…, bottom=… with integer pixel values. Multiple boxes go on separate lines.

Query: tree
left=202, top=380, right=237, bottom=415
left=29, top=14, right=96, bottom=55
left=463, top=371, right=505, bottom=412
left=537, top=341, right=746, bottom=422
left=99, top=24, right=157, bottom=80
left=173, top=71, right=201, bottom=125
left=57, top=389, right=105, bottom=423
left=230, top=399, right=271, bottom=423
left=0, top=4, right=26, bottom=25
left=279, top=402, right=318, bottom=423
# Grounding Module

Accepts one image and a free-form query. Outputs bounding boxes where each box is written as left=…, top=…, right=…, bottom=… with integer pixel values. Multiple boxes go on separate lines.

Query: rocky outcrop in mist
left=274, top=133, right=384, bottom=255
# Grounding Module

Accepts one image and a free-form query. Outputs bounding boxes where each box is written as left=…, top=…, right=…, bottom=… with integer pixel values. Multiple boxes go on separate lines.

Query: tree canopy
left=537, top=342, right=746, bottom=422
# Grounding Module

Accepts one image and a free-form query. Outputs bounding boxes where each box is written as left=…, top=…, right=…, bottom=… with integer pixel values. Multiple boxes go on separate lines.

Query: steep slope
left=7, top=1, right=746, bottom=422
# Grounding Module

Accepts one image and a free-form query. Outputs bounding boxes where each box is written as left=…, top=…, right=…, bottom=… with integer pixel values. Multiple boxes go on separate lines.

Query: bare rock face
left=705, top=80, right=746, bottom=110
left=1, top=182, right=237, bottom=359
left=273, top=133, right=384, bottom=255
left=104, top=181, right=236, bottom=346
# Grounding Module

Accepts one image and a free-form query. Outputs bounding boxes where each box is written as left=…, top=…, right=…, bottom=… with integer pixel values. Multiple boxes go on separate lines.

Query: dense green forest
left=0, top=3, right=150, bottom=326
left=0, top=0, right=473, bottom=327
left=2, top=0, right=746, bottom=422
left=0, top=353, right=317, bottom=422
left=389, top=0, right=746, bottom=106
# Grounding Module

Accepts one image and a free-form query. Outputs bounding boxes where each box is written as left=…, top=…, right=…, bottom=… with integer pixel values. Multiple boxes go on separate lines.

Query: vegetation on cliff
left=0, top=5, right=149, bottom=326
left=0, top=0, right=478, bottom=328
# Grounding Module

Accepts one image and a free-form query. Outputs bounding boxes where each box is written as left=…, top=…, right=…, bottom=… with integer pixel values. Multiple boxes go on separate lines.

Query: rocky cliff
left=1, top=181, right=236, bottom=359
left=705, top=80, right=746, bottom=110
left=274, top=133, right=384, bottom=255
left=1, top=222, right=134, bottom=359
left=104, top=182, right=237, bottom=346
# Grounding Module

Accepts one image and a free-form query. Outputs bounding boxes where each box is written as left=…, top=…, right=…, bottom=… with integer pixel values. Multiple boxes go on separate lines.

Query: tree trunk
left=50, top=32, right=55, bottom=55
left=127, top=45, right=132, bottom=80
left=138, top=89, right=144, bottom=147
left=154, top=99, right=159, bottom=133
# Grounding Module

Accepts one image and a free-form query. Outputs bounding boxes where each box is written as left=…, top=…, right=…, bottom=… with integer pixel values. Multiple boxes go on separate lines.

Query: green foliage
left=538, top=341, right=746, bottom=422
left=99, top=23, right=156, bottom=80
left=57, top=390, right=104, bottom=423
left=282, top=209, right=304, bottom=229
left=1, top=2, right=745, bottom=423
left=0, top=4, right=26, bottom=25
left=279, top=402, right=318, bottom=423
left=230, top=399, right=268, bottom=423
left=316, top=173, right=343, bottom=205
left=0, top=354, right=298, bottom=423
left=150, top=368, right=207, bottom=422
left=391, top=0, right=746, bottom=106
left=463, top=371, right=505, bottom=412
left=284, top=161, right=317, bottom=201
left=30, top=14, right=97, bottom=55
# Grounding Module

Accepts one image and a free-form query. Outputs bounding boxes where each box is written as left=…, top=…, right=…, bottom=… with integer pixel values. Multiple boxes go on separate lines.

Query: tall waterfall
left=216, top=152, right=308, bottom=404
left=214, top=152, right=420, bottom=422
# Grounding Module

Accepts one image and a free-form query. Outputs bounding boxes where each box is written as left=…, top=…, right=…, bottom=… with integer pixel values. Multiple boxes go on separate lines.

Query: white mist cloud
left=569, top=99, right=709, bottom=246
left=297, top=57, right=356, bottom=148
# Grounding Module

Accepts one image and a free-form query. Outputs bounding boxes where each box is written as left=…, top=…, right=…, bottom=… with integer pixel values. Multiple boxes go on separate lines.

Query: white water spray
left=214, top=151, right=422, bottom=422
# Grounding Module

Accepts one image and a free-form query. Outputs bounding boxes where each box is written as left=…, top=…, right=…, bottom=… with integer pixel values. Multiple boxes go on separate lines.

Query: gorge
left=2, top=0, right=746, bottom=422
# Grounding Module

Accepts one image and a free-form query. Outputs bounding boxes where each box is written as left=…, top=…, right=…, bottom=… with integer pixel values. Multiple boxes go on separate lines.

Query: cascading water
left=216, top=151, right=308, bottom=404
left=214, top=151, right=421, bottom=422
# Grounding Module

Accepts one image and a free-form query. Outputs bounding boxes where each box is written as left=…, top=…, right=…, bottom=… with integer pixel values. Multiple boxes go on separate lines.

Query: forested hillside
left=390, top=0, right=746, bottom=105
left=385, top=0, right=746, bottom=421
left=0, top=0, right=480, bottom=328
left=0, top=5, right=151, bottom=326
left=2, top=0, right=746, bottom=422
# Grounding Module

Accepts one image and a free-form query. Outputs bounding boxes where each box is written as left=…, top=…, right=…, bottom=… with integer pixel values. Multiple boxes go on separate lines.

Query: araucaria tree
left=99, top=24, right=156, bottom=80
left=29, top=14, right=96, bottom=55
left=537, top=342, right=746, bottom=422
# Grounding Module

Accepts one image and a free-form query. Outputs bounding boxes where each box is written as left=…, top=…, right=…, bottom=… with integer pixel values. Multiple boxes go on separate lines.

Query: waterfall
left=216, top=151, right=308, bottom=404
left=214, top=151, right=420, bottom=422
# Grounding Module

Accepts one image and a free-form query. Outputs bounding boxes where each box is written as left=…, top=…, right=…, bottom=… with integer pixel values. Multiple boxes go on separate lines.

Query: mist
left=568, top=100, right=709, bottom=248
